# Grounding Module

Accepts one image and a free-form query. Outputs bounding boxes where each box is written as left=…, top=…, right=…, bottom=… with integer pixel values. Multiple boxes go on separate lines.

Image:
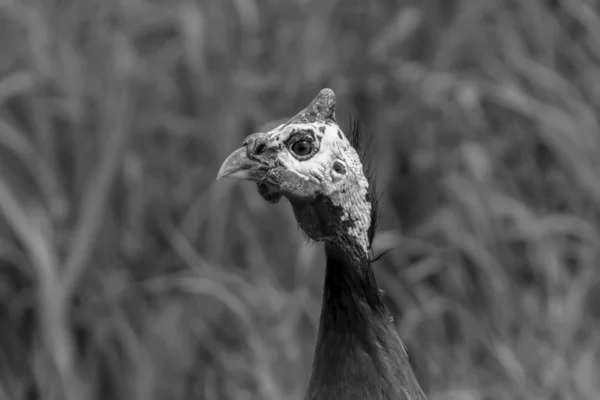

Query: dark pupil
left=292, top=140, right=312, bottom=156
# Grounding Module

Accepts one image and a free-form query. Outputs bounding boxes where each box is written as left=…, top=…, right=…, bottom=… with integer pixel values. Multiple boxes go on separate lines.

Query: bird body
left=218, top=89, right=426, bottom=400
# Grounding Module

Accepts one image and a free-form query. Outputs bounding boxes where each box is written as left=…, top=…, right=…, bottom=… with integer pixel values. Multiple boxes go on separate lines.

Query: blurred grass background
left=1, top=0, right=600, bottom=399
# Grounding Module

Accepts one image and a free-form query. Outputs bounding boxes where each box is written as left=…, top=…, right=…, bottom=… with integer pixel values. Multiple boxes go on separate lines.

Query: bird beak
left=217, top=147, right=267, bottom=181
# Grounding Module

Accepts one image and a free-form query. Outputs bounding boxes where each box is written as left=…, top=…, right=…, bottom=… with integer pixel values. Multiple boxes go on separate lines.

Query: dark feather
left=306, top=244, right=427, bottom=400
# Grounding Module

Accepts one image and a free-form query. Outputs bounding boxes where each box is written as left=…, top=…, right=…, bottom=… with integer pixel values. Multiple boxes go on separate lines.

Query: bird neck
left=321, top=241, right=385, bottom=315
left=304, top=242, right=426, bottom=400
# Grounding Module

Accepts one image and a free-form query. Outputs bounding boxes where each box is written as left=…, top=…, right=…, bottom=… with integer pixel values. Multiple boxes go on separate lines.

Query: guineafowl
left=218, top=89, right=427, bottom=400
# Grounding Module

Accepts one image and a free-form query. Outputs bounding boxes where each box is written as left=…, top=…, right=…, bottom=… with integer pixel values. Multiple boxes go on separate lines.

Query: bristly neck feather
left=348, top=117, right=379, bottom=247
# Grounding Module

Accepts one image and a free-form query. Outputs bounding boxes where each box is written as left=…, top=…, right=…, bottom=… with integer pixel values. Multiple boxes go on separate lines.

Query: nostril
left=243, top=134, right=255, bottom=147
left=243, top=134, right=268, bottom=157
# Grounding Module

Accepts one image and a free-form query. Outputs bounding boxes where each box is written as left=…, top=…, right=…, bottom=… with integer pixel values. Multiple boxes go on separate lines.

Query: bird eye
left=291, top=140, right=313, bottom=157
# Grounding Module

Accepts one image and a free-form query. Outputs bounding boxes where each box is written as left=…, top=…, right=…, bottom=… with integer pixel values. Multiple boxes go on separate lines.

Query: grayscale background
left=0, top=0, right=599, bottom=399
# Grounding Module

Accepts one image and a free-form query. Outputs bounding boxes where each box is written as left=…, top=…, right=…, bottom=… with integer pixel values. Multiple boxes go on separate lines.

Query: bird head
left=218, top=89, right=376, bottom=256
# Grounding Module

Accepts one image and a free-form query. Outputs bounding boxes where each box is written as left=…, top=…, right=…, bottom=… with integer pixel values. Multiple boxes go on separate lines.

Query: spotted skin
left=243, top=90, right=372, bottom=255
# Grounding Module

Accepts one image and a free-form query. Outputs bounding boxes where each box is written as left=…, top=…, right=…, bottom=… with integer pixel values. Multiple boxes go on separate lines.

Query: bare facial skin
left=218, top=89, right=372, bottom=254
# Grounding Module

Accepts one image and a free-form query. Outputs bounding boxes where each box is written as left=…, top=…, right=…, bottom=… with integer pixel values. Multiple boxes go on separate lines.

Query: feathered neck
left=321, top=241, right=385, bottom=314
left=305, top=241, right=426, bottom=400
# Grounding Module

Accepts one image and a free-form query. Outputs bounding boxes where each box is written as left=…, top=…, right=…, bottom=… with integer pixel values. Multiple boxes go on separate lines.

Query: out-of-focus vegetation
left=1, top=0, right=600, bottom=399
